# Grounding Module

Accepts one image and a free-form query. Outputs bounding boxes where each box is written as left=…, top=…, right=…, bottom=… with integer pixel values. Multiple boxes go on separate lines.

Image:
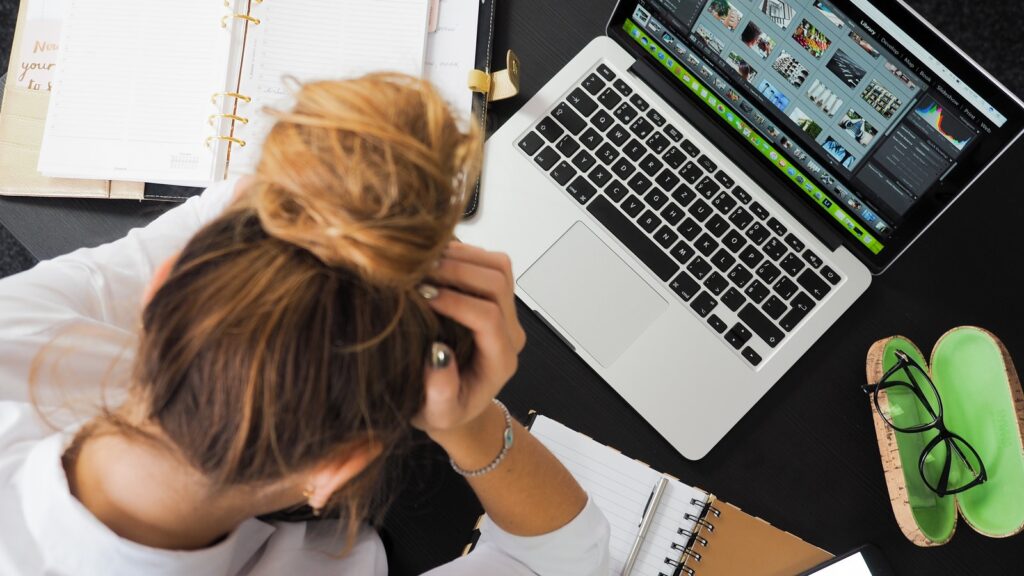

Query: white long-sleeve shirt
left=0, top=178, right=611, bottom=576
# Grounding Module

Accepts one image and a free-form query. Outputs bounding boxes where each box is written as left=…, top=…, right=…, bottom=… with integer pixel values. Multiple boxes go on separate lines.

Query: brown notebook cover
left=1, top=0, right=143, bottom=199
left=679, top=498, right=832, bottom=576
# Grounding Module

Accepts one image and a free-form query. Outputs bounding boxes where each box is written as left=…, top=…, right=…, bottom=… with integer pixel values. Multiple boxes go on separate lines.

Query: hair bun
left=249, top=74, right=482, bottom=288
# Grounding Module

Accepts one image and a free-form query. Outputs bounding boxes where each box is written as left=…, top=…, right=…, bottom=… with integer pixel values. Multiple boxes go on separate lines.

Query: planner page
left=229, top=0, right=431, bottom=174
left=531, top=416, right=710, bottom=575
left=38, top=0, right=239, bottom=185
left=424, top=0, right=480, bottom=123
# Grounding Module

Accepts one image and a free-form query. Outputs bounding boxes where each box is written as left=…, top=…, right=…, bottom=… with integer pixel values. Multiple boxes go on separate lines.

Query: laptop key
left=566, top=177, right=597, bottom=205
left=592, top=110, right=615, bottom=132
left=739, top=304, right=784, bottom=348
left=728, top=265, right=753, bottom=289
left=779, top=292, right=815, bottom=331
left=553, top=103, right=586, bottom=134
left=690, top=292, right=718, bottom=318
left=572, top=151, right=597, bottom=172
left=739, top=245, right=764, bottom=268
left=613, top=78, right=633, bottom=96
left=704, top=272, right=728, bottom=296
left=680, top=162, right=703, bottom=184
left=612, top=158, right=636, bottom=179
left=669, top=271, right=701, bottom=301
left=697, top=155, right=717, bottom=173
left=664, top=147, right=687, bottom=169
left=732, top=186, right=752, bottom=204
left=662, top=202, right=685, bottom=225
left=587, top=195, right=680, bottom=281
left=597, top=88, right=622, bottom=110
left=708, top=314, right=728, bottom=334
left=763, top=296, right=787, bottom=320
left=646, top=109, right=667, bottom=126
left=773, top=276, right=798, bottom=300
left=695, top=233, right=718, bottom=257
left=614, top=102, right=638, bottom=124
left=664, top=124, right=684, bottom=142
left=534, top=147, right=558, bottom=171
left=622, top=195, right=644, bottom=217
left=821, top=265, right=842, bottom=285
left=568, top=88, right=598, bottom=117
left=669, top=240, right=696, bottom=264
left=556, top=135, right=581, bottom=157
left=725, top=324, right=752, bottom=350
left=646, top=132, right=670, bottom=155
left=745, top=222, right=770, bottom=245
left=579, top=128, right=604, bottom=150
left=537, top=117, right=565, bottom=142
left=780, top=253, right=805, bottom=276
left=630, top=117, right=655, bottom=139
left=706, top=214, right=729, bottom=237
left=582, top=73, right=606, bottom=95
left=712, top=191, right=737, bottom=214
left=589, top=166, right=613, bottom=188
left=803, top=250, right=823, bottom=269
left=714, top=171, right=735, bottom=189
left=728, top=207, right=754, bottom=230
left=745, top=280, right=769, bottom=303
left=750, top=201, right=769, bottom=220
left=623, top=139, right=646, bottom=161
left=644, top=188, right=668, bottom=210
left=696, top=176, right=720, bottom=199
left=678, top=217, right=701, bottom=241
left=551, top=161, right=577, bottom=186
left=655, top=169, right=680, bottom=192
left=639, top=153, right=664, bottom=176
left=672, top=184, right=696, bottom=207
left=723, top=230, right=746, bottom=253
left=687, top=257, right=712, bottom=280
left=519, top=132, right=544, bottom=155
left=606, top=181, right=629, bottom=203
left=711, top=249, right=736, bottom=273
left=688, top=199, right=713, bottom=222
left=629, top=94, right=650, bottom=111
left=654, top=225, right=678, bottom=249
left=756, top=262, right=781, bottom=284
left=798, top=269, right=832, bottom=300
left=627, top=173, right=653, bottom=195
left=596, top=143, right=620, bottom=165
left=764, top=238, right=787, bottom=261
left=767, top=217, right=788, bottom=237
left=784, top=233, right=806, bottom=253
left=608, top=125, right=630, bottom=146
left=742, top=347, right=762, bottom=366
left=596, top=63, right=615, bottom=81
left=722, top=287, right=746, bottom=311
left=638, top=210, right=661, bottom=233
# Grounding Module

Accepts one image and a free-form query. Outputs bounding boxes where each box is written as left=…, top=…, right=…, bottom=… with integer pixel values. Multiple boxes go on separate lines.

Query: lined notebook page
left=229, top=0, right=430, bottom=174
left=424, top=0, right=480, bottom=122
left=38, top=0, right=236, bottom=185
left=531, top=416, right=709, bottom=575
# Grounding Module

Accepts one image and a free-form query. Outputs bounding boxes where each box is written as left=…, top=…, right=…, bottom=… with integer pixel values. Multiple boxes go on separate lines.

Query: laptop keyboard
left=516, top=62, right=844, bottom=367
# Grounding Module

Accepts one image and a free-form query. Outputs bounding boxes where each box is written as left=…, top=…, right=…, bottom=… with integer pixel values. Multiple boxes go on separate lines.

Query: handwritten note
left=15, top=0, right=70, bottom=91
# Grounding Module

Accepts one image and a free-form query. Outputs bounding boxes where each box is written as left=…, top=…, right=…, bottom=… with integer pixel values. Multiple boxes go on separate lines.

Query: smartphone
left=798, top=545, right=894, bottom=576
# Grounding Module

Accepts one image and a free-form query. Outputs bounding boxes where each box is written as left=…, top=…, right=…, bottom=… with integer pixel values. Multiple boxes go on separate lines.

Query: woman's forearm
left=430, top=402, right=587, bottom=536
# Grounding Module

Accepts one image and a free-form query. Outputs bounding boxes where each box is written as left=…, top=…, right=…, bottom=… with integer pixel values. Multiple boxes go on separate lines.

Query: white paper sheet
left=424, top=0, right=481, bottom=123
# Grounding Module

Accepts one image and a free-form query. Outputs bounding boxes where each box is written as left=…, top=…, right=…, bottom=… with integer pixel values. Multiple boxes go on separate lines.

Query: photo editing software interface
left=626, top=0, right=1009, bottom=255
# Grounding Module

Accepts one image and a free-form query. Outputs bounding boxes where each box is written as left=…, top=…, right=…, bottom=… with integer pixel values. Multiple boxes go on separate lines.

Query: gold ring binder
left=211, top=92, right=253, bottom=105
left=208, top=113, right=249, bottom=126
left=223, top=0, right=261, bottom=5
left=206, top=135, right=247, bottom=148
left=221, top=14, right=261, bottom=28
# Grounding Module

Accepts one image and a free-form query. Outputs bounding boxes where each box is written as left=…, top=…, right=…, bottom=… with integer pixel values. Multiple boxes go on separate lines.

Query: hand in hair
left=412, top=242, right=526, bottom=438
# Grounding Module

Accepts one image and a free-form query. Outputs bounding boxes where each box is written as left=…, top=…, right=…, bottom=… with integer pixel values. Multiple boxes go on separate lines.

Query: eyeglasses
left=862, top=349, right=987, bottom=497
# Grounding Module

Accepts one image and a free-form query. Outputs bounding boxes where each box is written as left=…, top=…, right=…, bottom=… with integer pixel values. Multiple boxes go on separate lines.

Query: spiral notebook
left=464, top=415, right=832, bottom=576
left=37, top=0, right=432, bottom=187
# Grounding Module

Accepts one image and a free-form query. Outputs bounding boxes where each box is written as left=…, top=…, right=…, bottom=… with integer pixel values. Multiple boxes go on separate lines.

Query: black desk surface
left=4, top=1, right=1024, bottom=574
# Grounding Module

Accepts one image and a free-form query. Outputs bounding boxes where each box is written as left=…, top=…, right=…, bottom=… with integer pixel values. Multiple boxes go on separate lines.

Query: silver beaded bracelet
left=450, top=399, right=514, bottom=478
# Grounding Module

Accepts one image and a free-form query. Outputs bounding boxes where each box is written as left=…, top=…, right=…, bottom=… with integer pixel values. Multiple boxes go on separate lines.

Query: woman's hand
left=411, top=242, right=526, bottom=441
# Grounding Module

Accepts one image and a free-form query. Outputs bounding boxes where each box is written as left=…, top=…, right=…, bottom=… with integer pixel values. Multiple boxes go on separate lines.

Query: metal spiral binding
left=684, top=512, right=715, bottom=533
left=663, top=558, right=696, bottom=576
left=221, top=13, right=261, bottom=28
left=677, top=527, right=708, bottom=547
left=691, top=497, right=721, bottom=517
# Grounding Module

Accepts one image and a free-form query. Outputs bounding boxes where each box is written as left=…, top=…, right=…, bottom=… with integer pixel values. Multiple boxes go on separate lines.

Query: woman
left=0, top=75, right=610, bottom=575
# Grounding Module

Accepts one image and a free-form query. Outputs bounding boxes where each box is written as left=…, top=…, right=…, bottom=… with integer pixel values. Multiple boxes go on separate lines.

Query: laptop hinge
left=628, top=60, right=846, bottom=253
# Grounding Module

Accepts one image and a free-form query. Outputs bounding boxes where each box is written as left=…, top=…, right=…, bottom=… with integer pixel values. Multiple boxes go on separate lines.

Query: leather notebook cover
left=463, top=0, right=497, bottom=217
left=683, top=499, right=832, bottom=576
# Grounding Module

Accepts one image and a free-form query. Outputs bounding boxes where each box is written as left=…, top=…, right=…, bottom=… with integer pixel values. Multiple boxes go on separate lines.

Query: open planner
left=37, top=0, right=432, bottom=186
left=483, top=415, right=833, bottom=576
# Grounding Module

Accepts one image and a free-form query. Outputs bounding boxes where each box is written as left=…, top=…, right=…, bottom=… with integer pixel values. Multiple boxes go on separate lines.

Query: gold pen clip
left=468, top=50, right=521, bottom=103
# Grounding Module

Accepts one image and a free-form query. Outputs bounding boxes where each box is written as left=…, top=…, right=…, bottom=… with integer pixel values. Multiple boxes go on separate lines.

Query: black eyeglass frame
left=862, top=350, right=988, bottom=497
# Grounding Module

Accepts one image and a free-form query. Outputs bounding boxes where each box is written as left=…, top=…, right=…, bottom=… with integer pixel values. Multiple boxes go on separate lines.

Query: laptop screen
left=612, top=0, right=1023, bottom=267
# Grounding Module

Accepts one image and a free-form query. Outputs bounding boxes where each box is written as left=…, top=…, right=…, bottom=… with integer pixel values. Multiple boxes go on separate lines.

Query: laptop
left=457, top=0, right=1024, bottom=459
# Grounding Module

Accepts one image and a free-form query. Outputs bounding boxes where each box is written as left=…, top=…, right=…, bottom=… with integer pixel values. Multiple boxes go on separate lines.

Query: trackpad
left=518, top=222, right=667, bottom=367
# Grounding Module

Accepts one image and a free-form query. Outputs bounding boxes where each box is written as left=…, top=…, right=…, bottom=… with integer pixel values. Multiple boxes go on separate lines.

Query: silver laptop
left=458, top=0, right=1024, bottom=459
